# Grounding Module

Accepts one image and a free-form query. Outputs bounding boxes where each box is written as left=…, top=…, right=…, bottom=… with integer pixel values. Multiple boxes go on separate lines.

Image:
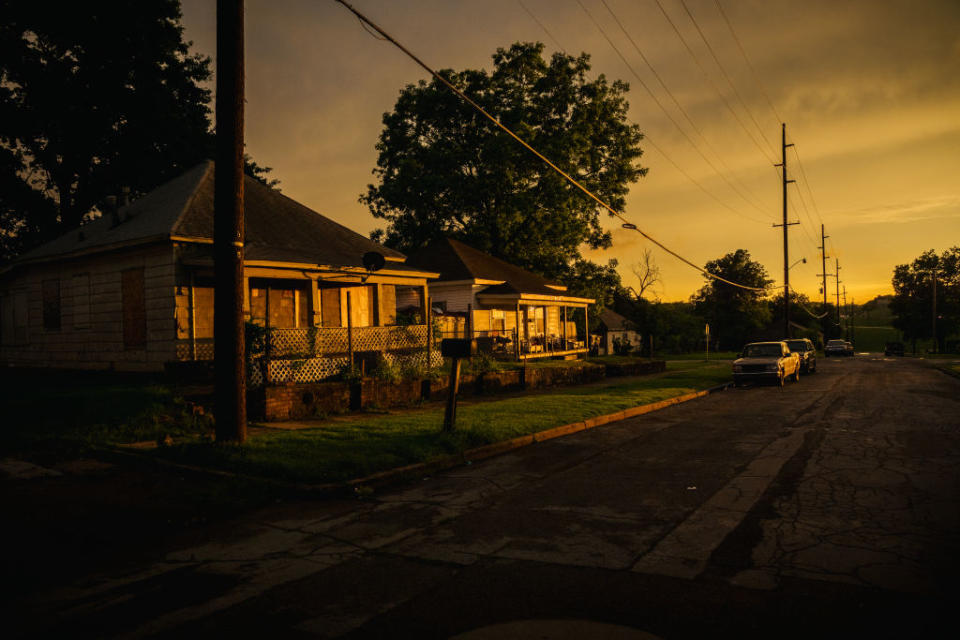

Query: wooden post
left=467, top=303, right=473, bottom=339
left=213, top=0, right=246, bottom=443
left=444, top=357, right=462, bottom=431
left=425, top=293, right=432, bottom=367
left=515, top=302, right=521, bottom=360
left=347, top=290, right=354, bottom=370
left=189, top=272, right=197, bottom=361
left=584, top=304, right=590, bottom=359
left=562, top=306, right=568, bottom=351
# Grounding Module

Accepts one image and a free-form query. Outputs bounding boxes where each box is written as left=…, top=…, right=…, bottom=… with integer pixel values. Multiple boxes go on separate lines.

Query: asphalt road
left=12, top=355, right=960, bottom=639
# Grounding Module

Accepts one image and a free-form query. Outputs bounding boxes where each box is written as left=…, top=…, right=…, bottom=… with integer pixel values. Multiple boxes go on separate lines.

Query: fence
left=437, top=328, right=586, bottom=360
left=175, top=324, right=441, bottom=386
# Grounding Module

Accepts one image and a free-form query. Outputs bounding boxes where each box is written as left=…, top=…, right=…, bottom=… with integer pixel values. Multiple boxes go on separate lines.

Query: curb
left=105, top=380, right=734, bottom=497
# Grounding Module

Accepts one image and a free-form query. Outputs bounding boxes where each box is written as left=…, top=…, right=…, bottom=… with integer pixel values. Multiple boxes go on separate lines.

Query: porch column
left=189, top=272, right=197, bottom=360
left=310, top=278, right=320, bottom=327
left=562, top=306, right=568, bottom=351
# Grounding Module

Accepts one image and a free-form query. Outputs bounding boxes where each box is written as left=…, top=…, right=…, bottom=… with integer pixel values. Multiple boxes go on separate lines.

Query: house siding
left=0, top=244, right=177, bottom=371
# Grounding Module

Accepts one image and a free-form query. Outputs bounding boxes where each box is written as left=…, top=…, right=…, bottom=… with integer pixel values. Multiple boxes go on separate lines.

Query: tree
left=890, top=247, right=960, bottom=352
left=0, top=1, right=280, bottom=264
left=363, top=42, right=646, bottom=282
left=630, top=248, right=661, bottom=300
left=692, top=249, right=773, bottom=351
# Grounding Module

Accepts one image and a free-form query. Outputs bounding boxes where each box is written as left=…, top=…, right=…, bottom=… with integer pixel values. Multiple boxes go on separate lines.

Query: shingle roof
left=598, top=308, right=633, bottom=331
left=18, top=160, right=407, bottom=270
left=404, top=237, right=568, bottom=296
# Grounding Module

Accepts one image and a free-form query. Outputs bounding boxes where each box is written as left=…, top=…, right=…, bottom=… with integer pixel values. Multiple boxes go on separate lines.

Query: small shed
left=596, top=309, right=641, bottom=356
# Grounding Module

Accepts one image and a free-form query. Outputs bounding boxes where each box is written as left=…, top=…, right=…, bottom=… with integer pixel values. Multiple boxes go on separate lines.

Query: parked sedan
left=825, top=339, right=849, bottom=357
left=785, top=338, right=817, bottom=373
left=844, top=341, right=855, bottom=356
left=733, top=341, right=801, bottom=387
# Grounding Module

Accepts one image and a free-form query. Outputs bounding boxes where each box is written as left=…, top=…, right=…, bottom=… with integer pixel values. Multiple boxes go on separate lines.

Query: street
left=12, top=355, right=960, bottom=639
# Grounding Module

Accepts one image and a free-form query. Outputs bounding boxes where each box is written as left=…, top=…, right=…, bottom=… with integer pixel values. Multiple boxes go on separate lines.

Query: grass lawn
left=664, top=351, right=739, bottom=361
left=153, top=360, right=733, bottom=485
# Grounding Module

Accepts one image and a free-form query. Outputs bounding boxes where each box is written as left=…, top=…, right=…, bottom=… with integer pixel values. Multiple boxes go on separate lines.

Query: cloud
left=834, top=195, right=960, bottom=226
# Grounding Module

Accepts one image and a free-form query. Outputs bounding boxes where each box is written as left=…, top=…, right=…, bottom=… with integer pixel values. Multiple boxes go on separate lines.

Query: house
left=596, top=308, right=641, bottom=355
left=0, top=161, right=438, bottom=382
left=404, top=237, right=594, bottom=360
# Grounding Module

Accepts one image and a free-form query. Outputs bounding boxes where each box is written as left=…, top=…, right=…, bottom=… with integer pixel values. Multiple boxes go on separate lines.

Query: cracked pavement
left=8, top=356, right=960, bottom=638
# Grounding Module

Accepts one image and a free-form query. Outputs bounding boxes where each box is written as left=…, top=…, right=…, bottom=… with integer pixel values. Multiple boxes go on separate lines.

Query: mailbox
left=441, top=338, right=477, bottom=359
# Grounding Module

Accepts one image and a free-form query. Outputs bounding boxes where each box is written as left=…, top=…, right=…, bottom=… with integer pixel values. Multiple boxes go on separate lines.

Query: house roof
left=405, top=237, right=570, bottom=297
left=16, top=161, right=411, bottom=271
left=598, top=308, right=634, bottom=331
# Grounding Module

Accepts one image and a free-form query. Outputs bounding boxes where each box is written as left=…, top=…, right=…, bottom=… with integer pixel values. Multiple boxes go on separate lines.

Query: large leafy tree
left=692, top=249, right=773, bottom=351
left=890, top=247, right=960, bottom=352
left=0, top=1, right=275, bottom=263
left=364, top=42, right=646, bottom=282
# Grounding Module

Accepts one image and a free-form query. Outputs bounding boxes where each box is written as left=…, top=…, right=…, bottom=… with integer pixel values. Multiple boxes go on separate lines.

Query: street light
left=789, top=257, right=807, bottom=270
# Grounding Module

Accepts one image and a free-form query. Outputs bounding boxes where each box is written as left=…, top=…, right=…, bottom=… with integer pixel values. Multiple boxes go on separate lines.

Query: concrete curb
left=104, top=381, right=734, bottom=497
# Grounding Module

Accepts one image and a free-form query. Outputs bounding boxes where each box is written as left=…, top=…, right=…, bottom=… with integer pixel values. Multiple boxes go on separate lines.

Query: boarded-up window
left=194, top=284, right=215, bottom=338
left=14, top=291, right=28, bottom=343
left=491, top=309, right=505, bottom=332
left=320, top=288, right=341, bottom=327
left=72, top=274, right=90, bottom=329
left=122, top=268, right=146, bottom=349
left=347, top=286, right=375, bottom=327
left=0, top=293, right=12, bottom=346
left=42, top=279, right=61, bottom=330
left=380, top=285, right=396, bottom=325
left=250, top=286, right=266, bottom=326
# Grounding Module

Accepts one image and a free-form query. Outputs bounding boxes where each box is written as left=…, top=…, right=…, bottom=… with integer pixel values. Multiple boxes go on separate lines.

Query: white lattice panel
left=266, top=356, right=350, bottom=384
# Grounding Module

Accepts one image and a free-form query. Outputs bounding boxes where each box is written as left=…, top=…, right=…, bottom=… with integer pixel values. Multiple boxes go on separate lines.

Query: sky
left=179, top=0, right=960, bottom=304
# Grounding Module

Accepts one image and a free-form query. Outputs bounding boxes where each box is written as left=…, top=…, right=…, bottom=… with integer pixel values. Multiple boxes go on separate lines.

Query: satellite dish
left=362, top=251, right=386, bottom=272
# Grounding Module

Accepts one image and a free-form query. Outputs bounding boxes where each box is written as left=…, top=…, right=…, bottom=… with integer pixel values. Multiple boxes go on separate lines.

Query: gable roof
left=404, top=237, right=568, bottom=297
left=598, top=308, right=634, bottom=331
left=16, top=161, right=408, bottom=271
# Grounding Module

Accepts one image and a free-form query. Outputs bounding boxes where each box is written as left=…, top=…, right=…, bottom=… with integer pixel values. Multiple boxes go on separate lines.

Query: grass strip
left=153, top=361, right=732, bottom=485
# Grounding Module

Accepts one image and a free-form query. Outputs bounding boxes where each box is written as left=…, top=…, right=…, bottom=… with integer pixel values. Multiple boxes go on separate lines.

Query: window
left=491, top=309, right=505, bottom=332
left=122, top=268, right=146, bottom=349
left=42, top=279, right=61, bottom=330
left=72, top=274, right=90, bottom=329
left=249, top=280, right=310, bottom=329
left=320, top=287, right=341, bottom=327
left=193, top=283, right=215, bottom=338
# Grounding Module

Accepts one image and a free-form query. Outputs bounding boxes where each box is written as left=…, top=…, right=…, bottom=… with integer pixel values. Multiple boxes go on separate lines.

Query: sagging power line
left=334, top=0, right=772, bottom=293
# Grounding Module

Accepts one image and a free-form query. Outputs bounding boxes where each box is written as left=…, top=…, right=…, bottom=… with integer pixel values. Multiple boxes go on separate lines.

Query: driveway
left=11, top=355, right=960, bottom=638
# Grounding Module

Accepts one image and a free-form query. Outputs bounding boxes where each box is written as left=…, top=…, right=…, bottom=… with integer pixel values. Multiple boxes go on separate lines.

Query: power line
left=335, top=0, right=772, bottom=293
left=712, top=0, right=782, bottom=126
left=517, top=0, right=774, bottom=227
left=790, top=143, right=824, bottom=226
left=597, top=0, right=776, bottom=216
left=575, top=0, right=773, bottom=223
left=651, top=0, right=778, bottom=169
left=677, top=0, right=777, bottom=156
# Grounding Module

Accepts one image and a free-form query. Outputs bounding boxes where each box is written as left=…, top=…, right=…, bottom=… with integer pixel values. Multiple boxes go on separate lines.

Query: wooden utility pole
left=773, top=123, right=798, bottom=338
left=818, top=224, right=829, bottom=310
left=835, top=259, right=842, bottom=329
left=214, top=0, right=246, bottom=443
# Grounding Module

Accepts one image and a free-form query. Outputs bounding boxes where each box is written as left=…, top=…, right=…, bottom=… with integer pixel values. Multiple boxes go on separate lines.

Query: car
left=884, top=341, right=905, bottom=356
left=733, top=341, right=801, bottom=387
left=844, top=341, right=855, bottom=356
left=785, top=338, right=817, bottom=373
left=825, top=339, right=848, bottom=357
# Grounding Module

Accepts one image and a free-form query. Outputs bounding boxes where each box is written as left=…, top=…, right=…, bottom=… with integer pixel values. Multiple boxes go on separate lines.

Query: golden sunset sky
left=180, top=0, right=960, bottom=303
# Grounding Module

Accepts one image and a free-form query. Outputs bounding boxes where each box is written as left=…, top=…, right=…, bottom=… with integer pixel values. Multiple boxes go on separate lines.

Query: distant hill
left=856, top=295, right=894, bottom=326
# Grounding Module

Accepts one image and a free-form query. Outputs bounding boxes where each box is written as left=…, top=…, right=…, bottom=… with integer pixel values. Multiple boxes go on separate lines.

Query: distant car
left=825, top=339, right=849, bottom=357
left=844, top=341, right=855, bottom=356
left=733, top=341, right=801, bottom=387
left=884, top=341, right=905, bottom=356
left=785, top=338, right=817, bottom=373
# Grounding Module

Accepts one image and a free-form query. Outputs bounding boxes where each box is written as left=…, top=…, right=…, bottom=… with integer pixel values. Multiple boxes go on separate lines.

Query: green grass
left=851, top=326, right=901, bottom=352
left=664, top=351, right=739, bottom=361
left=153, top=361, right=732, bottom=484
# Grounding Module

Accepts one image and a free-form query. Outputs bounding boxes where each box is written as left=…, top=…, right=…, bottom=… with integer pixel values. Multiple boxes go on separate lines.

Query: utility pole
left=773, top=123, right=799, bottom=338
left=850, top=296, right=855, bottom=345
left=931, top=268, right=938, bottom=354
left=842, top=285, right=848, bottom=340
left=214, top=0, right=247, bottom=443
left=835, top=259, right=842, bottom=330
left=818, top=224, right=829, bottom=310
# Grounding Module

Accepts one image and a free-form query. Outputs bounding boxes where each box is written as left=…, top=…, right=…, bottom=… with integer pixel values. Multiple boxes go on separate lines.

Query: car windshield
left=827, top=340, right=845, bottom=346
left=785, top=340, right=807, bottom=351
left=743, top=344, right=783, bottom=357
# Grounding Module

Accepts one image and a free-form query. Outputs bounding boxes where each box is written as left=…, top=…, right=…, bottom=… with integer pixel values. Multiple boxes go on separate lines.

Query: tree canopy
left=363, top=42, right=646, bottom=282
left=890, top=246, right=960, bottom=351
left=692, top=249, right=773, bottom=350
left=0, top=0, right=277, bottom=263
